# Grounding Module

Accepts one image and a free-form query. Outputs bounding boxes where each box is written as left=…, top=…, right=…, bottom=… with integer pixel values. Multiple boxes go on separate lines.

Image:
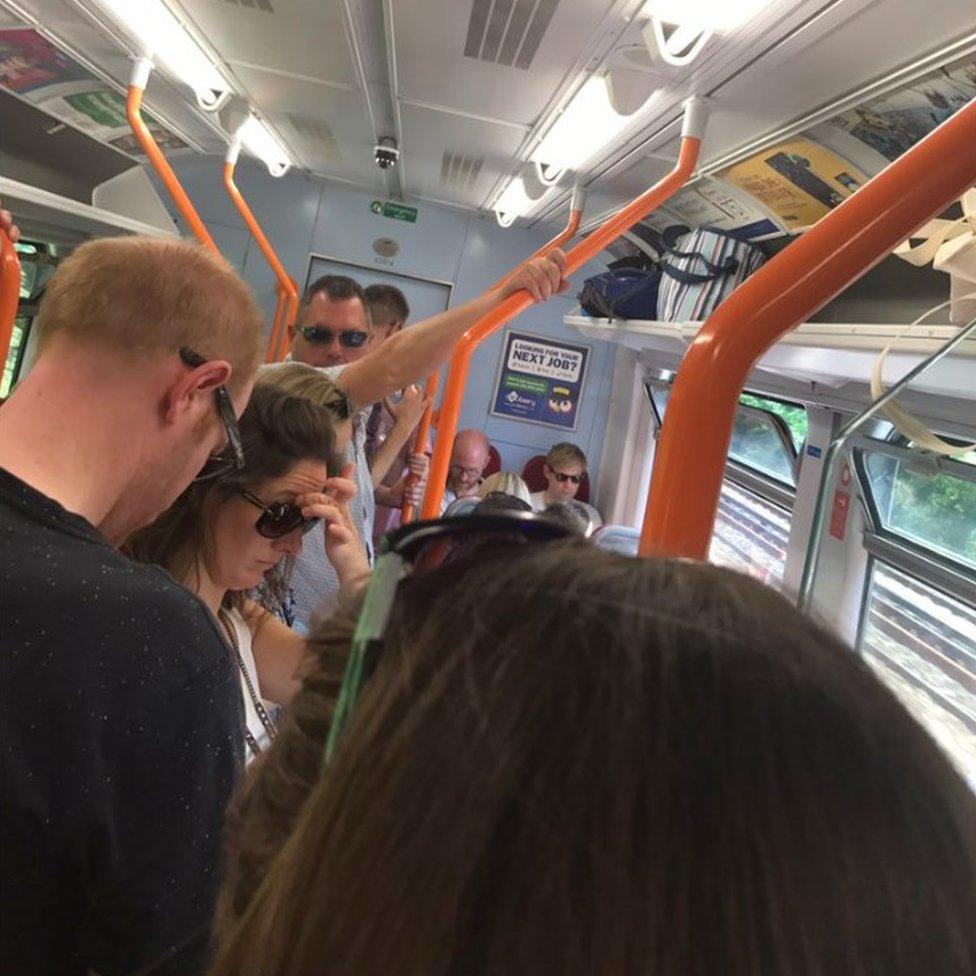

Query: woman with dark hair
left=211, top=537, right=976, bottom=974
left=128, top=384, right=368, bottom=760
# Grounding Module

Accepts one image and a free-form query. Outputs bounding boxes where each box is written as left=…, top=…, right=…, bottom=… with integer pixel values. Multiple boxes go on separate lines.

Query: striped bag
left=655, top=225, right=766, bottom=322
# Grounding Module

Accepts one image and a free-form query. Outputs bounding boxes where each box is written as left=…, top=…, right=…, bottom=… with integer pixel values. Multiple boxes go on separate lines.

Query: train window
left=1, top=316, right=31, bottom=399
left=709, top=480, right=791, bottom=587
left=738, top=393, right=808, bottom=451
left=859, top=444, right=976, bottom=570
left=647, top=381, right=803, bottom=488
left=859, top=562, right=976, bottom=792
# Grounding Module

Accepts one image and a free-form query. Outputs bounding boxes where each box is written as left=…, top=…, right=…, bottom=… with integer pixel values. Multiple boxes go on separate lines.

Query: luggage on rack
left=578, top=262, right=661, bottom=320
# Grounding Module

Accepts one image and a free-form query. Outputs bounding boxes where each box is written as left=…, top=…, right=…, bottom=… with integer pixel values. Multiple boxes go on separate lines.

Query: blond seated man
left=529, top=442, right=603, bottom=531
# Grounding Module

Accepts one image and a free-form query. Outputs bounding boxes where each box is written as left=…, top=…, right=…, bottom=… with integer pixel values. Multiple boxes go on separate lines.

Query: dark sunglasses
left=241, top=490, right=320, bottom=540
left=179, top=346, right=245, bottom=482
left=299, top=326, right=370, bottom=348
left=322, top=512, right=573, bottom=766
left=552, top=471, right=583, bottom=485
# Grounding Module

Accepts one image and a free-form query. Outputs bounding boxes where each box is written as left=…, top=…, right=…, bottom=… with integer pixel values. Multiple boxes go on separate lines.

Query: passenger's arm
left=247, top=601, right=308, bottom=706
left=368, top=386, right=429, bottom=487
left=336, top=250, right=568, bottom=407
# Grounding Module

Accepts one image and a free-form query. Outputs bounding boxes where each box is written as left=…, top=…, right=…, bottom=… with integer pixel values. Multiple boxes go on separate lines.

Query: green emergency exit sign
left=370, top=199, right=418, bottom=223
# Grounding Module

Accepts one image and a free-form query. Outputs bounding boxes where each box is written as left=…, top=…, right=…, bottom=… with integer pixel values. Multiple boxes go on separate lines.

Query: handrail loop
left=402, top=186, right=586, bottom=524
left=125, top=58, right=219, bottom=254
left=222, top=140, right=300, bottom=362
left=419, top=97, right=709, bottom=520
left=0, top=229, right=21, bottom=374
left=639, top=98, right=976, bottom=561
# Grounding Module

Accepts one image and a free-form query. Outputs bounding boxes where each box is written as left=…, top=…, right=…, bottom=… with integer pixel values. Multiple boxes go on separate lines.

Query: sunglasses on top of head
left=299, top=326, right=370, bottom=348
left=240, top=490, right=320, bottom=540
left=552, top=471, right=582, bottom=485
left=178, top=346, right=245, bottom=482
left=322, top=511, right=574, bottom=767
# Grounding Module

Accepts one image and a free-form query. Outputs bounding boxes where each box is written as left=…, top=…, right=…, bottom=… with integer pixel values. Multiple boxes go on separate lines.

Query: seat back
left=592, top=524, right=640, bottom=556
left=521, top=454, right=590, bottom=503
left=483, top=443, right=502, bottom=478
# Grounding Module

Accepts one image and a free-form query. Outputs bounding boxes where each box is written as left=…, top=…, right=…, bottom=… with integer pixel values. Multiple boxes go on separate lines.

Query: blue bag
left=654, top=225, right=766, bottom=321
left=578, top=265, right=661, bottom=320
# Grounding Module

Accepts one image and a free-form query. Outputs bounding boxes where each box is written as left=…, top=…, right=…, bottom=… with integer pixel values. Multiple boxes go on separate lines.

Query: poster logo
left=491, top=331, right=590, bottom=432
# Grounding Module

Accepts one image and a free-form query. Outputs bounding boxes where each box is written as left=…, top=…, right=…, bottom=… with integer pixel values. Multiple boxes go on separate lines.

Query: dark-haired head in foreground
left=213, top=544, right=976, bottom=976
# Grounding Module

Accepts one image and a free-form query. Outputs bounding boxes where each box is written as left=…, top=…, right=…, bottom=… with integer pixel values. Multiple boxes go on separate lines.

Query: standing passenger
left=363, top=284, right=430, bottom=546
left=284, top=251, right=568, bottom=627
left=0, top=230, right=264, bottom=974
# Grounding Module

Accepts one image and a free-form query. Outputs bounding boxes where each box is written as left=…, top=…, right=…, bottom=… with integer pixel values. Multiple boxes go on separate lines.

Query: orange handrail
left=125, top=60, right=218, bottom=253
left=266, top=284, right=288, bottom=362
left=639, top=97, right=976, bottom=561
left=399, top=371, right=441, bottom=524
left=403, top=193, right=585, bottom=523
left=421, top=107, right=706, bottom=520
left=273, top=280, right=299, bottom=362
left=0, top=229, right=20, bottom=372
left=222, top=153, right=300, bottom=362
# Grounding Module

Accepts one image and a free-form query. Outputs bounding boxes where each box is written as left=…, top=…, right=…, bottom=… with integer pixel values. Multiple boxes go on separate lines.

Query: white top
left=220, top=607, right=273, bottom=762
left=529, top=491, right=604, bottom=533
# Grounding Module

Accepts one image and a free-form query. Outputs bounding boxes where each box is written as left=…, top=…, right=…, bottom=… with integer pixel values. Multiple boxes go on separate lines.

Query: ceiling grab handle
left=403, top=183, right=588, bottom=524
left=223, top=138, right=300, bottom=361
left=0, top=229, right=20, bottom=375
left=126, top=58, right=219, bottom=254
left=639, top=96, right=976, bottom=562
left=420, top=98, right=707, bottom=520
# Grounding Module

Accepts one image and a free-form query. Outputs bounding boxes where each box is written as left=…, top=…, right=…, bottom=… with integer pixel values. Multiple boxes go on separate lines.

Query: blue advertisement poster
left=490, top=330, right=590, bottom=432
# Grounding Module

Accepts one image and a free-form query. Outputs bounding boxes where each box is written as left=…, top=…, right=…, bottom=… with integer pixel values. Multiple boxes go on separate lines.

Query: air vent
left=440, top=151, right=484, bottom=190
left=287, top=114, right=339, bottom=158
left=464, top=0, right=560, bottom=70
left=219, top=0, right=274, bottom=12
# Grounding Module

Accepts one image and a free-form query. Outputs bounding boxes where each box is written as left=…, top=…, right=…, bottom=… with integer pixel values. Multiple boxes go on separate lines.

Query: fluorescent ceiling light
left=494, top=177, right=546, bottom=227
left=642, top=0, right=771, bottom=31
left=96, top=0, right=230, bottom=108
left=238, top=115, right=292, bottom=178
left=531, top=75, right=652, bottom=178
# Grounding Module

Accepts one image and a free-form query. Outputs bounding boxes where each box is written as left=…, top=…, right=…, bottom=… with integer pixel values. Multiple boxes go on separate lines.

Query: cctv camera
left=374, top=137, right=400, bottom=170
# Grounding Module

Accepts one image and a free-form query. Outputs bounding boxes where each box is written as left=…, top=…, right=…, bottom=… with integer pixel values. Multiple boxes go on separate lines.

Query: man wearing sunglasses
left=0, top=217, right=265, bottom=976
left=284, top=252, right=568, bottom=630
left=529, top=442, right=603, bottom=529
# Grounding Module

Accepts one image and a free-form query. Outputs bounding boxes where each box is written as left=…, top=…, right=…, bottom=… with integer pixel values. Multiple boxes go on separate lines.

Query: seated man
left=529, top=442, right=603, bottom=530
left=285, top=251, right=567, bottom=629
left=442, top=429, right=491, bottom=513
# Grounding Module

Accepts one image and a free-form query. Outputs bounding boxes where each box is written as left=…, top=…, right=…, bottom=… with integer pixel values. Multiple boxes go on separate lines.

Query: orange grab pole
left=125, top=61, right=218, bottom=254
left=639, top=97, right=976, bottom=561
left=399, top=370, right=441, bottom=524
left=420, top=103, right=707, bottom=520
left=405, top=195, right=584, bottom=523
left=266, top=285, right=288, bottom=363
left=272, top=281, right=299, bottom=362
left=0, top=229, right=20, bottom=372
left=222, top=154, right=300, bottom=363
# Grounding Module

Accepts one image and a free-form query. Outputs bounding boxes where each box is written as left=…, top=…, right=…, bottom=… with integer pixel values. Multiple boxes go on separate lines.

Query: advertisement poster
left=665, top=179, right=783, bottom=237
left=491, top=331, right=590, bottom=432
left=721, top=138, right=869, bottom=230
left=0, top=29, right=188, bottom=155
left=819, top=57, right=976, bottom=163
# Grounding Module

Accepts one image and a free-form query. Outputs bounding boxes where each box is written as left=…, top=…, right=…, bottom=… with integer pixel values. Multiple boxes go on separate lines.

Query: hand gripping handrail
left=126, top=58, right=219, bottom=254
left=222, top=141, right=300, bottom=362
left=420, top=97, right=709, bottom=520
left=638, top=97, right=976, bottom=560
left=401, top=185, right=586, bottom=524
left=0, top=229, right=20, bottom=373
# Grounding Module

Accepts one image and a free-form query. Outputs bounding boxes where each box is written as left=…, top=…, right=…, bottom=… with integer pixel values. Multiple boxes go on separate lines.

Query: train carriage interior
left=0, top=0, right=974, bottom=970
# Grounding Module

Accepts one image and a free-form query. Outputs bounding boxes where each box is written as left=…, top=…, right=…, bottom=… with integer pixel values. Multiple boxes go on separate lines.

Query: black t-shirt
left=0, top=467, right=244, bottom=975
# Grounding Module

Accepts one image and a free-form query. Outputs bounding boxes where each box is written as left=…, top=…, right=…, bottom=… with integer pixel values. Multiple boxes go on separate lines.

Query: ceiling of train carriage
left=0, top=0, right=973, bottom=227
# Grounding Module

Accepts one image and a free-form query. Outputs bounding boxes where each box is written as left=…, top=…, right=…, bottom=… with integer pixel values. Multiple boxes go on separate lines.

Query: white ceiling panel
left=398, top=100, right=529, bottom=206
left=175, top=0, right=356, bottom=88
left=391, top=0, right=623, bottom=126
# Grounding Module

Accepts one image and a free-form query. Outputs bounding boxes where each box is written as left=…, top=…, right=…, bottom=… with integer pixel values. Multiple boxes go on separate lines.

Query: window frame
left=852, top=433, right=976, bottom=609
